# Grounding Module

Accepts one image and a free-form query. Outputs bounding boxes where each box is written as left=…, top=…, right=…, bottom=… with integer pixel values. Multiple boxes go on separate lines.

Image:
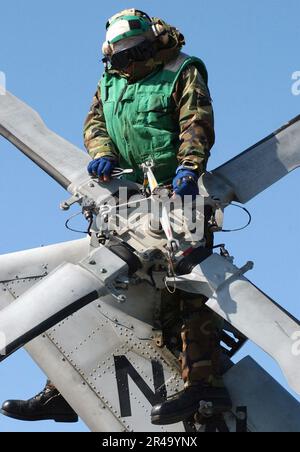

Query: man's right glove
left=88, top=157, right=117, bottom=182
left=172, top=166, right=200, bottom=199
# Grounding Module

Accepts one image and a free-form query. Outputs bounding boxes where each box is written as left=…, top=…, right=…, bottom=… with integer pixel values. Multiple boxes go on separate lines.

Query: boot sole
left=151, top=401, right=232, bottom=426
left=0, top=408, right=78, bottom=423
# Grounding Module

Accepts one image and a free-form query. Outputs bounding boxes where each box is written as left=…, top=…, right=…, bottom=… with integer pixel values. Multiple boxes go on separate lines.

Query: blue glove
left=172, top=166, right=200, bottom=199
left=88, top=157, right=117, bottom=182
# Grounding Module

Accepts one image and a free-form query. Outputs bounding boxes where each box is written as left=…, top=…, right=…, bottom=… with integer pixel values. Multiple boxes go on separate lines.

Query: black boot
left=151, top=385, right=232, bottom=425
left=1, top=382, right=78, bottom=423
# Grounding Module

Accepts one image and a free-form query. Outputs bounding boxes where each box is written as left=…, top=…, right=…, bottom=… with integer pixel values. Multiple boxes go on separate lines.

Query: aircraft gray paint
left=0, top=89, right=300, bottom=432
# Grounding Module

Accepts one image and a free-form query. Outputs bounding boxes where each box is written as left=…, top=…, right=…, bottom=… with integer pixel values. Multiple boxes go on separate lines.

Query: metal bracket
left=107, top=285, right=127, bottom=304
left=154, top=331, right=164, bottom=348
left=81, top=247, right=128, bottom=284
left=60, top=193, right=83, bottom=211
left=80, top=247, right=129, bottom=303
left=209, top=206, right=224, bottom=232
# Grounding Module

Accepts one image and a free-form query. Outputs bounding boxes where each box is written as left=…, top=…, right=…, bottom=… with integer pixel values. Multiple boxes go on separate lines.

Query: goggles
left=108, top=38, right=156, bottom=70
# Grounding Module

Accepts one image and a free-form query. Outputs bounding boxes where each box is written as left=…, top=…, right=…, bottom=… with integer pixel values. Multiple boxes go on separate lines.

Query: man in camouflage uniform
left=84, top=15, right=214, bottom=189
left=85, top=9, right=231, bottom=426
left=0, top=9, right=231, bottom=426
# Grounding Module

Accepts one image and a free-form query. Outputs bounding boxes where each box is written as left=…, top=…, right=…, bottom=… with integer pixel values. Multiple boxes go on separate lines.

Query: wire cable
left=65, top=211, right=90, bottom=235
left=221, top=203, right=252, bottom=233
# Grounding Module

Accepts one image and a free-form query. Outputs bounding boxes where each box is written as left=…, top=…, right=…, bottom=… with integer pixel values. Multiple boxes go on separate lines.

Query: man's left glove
left=172, top=166, right=200, bottom=199
left=88, top=157, right=117, bottom=182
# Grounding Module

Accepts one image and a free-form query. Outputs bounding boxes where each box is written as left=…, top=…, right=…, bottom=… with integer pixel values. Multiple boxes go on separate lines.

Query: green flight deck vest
left=101, top=52, right=208, bottom=184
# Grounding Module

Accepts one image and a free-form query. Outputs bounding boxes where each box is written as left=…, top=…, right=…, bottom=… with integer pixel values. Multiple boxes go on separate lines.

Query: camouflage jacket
left=83, top=64, right=215, bottom=173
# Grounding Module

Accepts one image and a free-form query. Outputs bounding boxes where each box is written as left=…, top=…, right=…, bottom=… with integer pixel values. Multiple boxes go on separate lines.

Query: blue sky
left=0, top=0, right=300, bottom=432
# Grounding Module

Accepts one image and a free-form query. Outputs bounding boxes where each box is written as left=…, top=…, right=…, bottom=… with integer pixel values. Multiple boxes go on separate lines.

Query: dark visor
left=109, top=39, right=155, bottom=70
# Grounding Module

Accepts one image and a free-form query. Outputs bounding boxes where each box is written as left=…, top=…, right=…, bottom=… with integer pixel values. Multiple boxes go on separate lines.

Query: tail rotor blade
left=0, top=263, right=104, bottom=361
left=0, top=91, right=90, bottom=190
left=169, top=254, right=300, bottom=395
left=212, top=115, right=300, bottom=204
left=0, top=246, right=128, bottom=362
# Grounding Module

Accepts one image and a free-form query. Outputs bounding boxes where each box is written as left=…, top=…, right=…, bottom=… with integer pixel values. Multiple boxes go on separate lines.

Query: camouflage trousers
left=161, top=289, right=224, bottom=388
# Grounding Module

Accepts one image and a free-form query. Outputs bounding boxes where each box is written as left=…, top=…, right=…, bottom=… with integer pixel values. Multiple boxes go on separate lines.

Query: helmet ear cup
left=151, top=21, right=169, bottom=45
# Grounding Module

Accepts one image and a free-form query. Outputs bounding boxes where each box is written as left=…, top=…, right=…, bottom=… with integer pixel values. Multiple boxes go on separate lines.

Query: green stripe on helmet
left=107, top=15, right=152, bottom=44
